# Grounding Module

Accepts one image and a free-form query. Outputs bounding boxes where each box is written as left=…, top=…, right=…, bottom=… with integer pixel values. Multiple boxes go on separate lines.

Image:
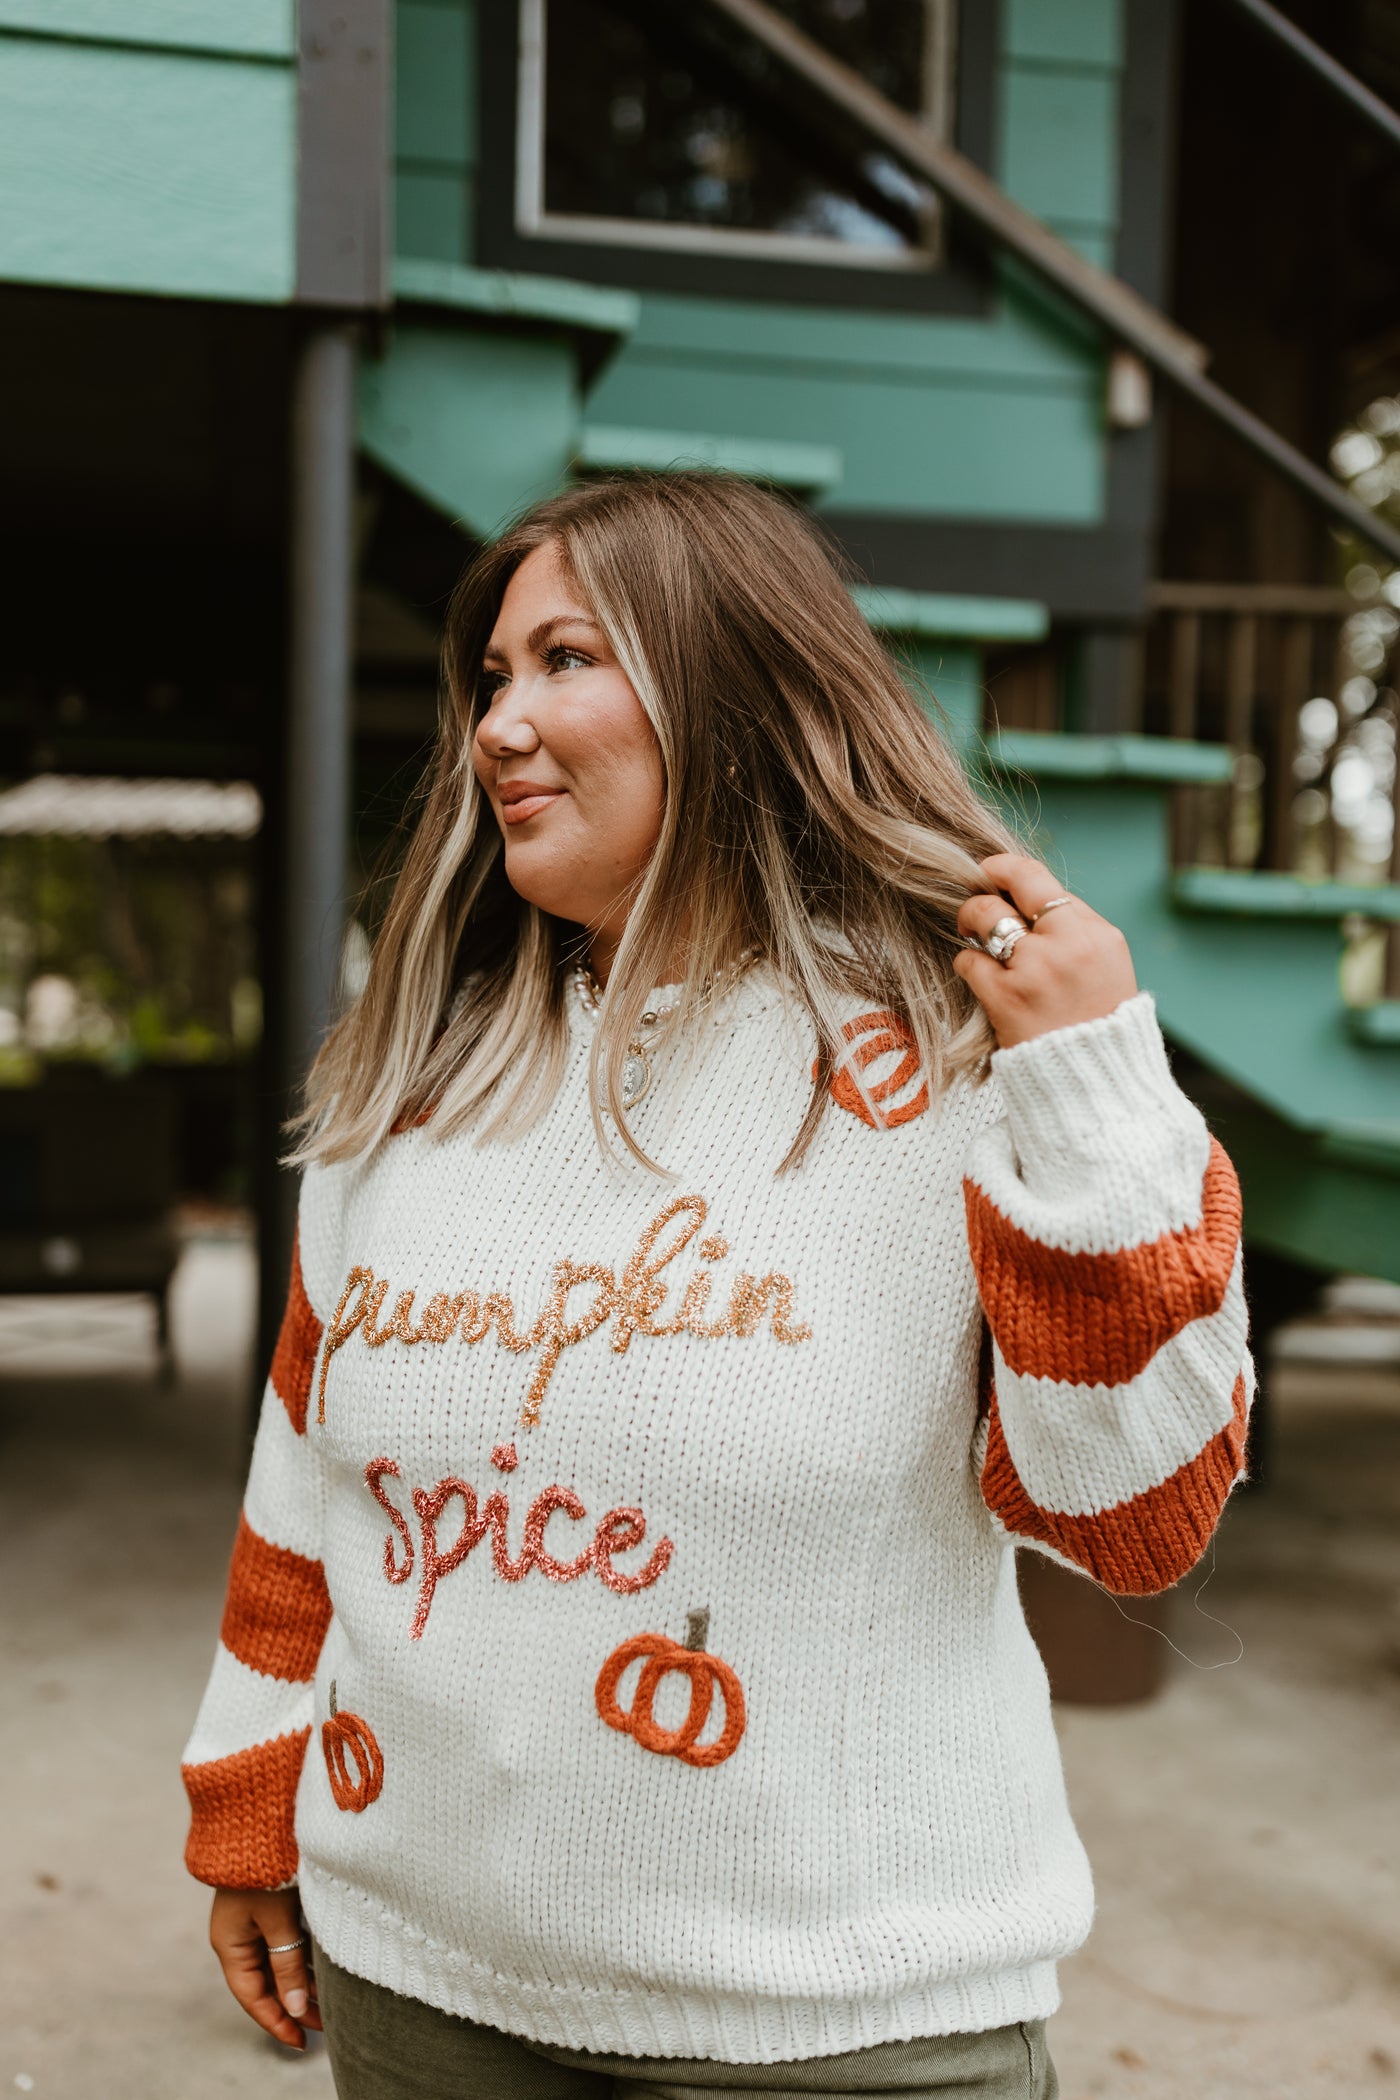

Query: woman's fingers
left=266, top=1938, right=321, bottom=2032
left=958, top=892, right=1033, bottom=948
left=974, top=852, right=1075, bottom=923
left=956, top=855, right=1137, bottom=1048
left=210, top=1887, right=317, bottom=2050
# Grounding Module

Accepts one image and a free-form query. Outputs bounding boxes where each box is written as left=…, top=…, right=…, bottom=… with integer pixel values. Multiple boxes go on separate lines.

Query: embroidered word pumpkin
left=321, top=1679, right=384, bottom=1812
left=317, top=1192, right=811, bottom=1432
left=596, top=1627, right=746, bottom=1769
left=820, top=1010, right=929, bottom=1129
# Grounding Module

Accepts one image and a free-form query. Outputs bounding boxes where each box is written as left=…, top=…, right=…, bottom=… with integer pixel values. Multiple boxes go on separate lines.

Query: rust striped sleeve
left=965, top=995, right=1254, bottom=1597
left=182, top=1225, right=333, bottom=1888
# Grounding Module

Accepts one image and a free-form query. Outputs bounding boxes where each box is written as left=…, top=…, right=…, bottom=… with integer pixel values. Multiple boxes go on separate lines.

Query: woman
left=183, top=473, right=1251, bottom=2100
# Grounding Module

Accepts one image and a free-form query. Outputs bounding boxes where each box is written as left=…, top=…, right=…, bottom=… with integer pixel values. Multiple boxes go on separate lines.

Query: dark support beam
left=1217, top=0, right=1400, bottom=155
left=297, top=0, right=392, bottom=308
left=1076, top=631, right=1145, bottom=736
left=700, top=0, right=1400, bottom=571
left=263, top=324, right=358, bottom=1360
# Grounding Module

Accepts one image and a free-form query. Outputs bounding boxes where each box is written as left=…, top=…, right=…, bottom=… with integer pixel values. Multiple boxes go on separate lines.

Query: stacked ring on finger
left=984, top=914, right=1028, bottom=963
left=1029, top=894, right=1073, bottom=924
left=266, top=1937, right=309, bottom=1955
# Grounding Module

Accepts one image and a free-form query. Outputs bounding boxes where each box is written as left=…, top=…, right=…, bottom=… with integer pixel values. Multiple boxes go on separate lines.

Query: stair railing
left=696, top=0, right=1400, bottom=569
left=1142, top=581, right=1400, bottom=994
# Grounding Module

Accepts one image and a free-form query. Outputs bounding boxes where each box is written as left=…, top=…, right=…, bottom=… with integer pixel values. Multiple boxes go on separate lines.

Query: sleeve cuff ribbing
left=989, top=992, right=1191, bottom=1165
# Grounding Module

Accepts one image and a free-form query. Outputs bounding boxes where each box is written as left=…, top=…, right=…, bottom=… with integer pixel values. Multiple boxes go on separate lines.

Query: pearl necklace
left=570, top=951, right=761, bottom=1109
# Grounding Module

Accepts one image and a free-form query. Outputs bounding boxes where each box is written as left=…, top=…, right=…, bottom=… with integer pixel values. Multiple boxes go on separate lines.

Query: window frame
left=477, top=0, right=1000, bottom=316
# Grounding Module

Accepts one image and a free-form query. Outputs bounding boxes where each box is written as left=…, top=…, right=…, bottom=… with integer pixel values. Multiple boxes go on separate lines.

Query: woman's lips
left=498, top=783, right=565, bottom=826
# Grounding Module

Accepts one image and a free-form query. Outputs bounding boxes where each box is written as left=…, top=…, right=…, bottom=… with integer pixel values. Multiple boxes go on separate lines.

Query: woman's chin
left=499, top=850, right=592, bottom=925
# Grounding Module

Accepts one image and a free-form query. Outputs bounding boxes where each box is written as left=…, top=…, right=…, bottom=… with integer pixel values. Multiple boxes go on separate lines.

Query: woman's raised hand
left=953, top=852, right=1138, bottom=1050
left=209, top=1886, right=321, bottom=2050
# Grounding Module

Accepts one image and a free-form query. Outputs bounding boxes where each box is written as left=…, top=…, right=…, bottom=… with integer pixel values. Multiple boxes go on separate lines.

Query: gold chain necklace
left=570, top=950, right=761, bottom=1108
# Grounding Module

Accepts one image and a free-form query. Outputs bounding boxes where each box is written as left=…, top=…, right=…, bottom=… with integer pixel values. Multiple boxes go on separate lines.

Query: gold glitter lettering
left=521, top=1260, right=620, bottom=1428
left=323, top=1194, right=811, bottom=1430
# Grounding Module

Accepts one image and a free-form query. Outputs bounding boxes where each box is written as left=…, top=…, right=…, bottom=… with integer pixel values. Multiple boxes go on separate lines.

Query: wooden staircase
left=983, top=730, right=1400, bottom=1285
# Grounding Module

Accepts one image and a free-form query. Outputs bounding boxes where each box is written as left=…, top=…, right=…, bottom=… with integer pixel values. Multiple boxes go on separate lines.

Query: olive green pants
left=314, top=1947, right=1058, bottom=2100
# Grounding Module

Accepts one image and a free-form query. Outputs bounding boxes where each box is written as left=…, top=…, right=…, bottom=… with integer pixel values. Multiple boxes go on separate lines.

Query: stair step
left=1318, top=1120, right=1400, bottom=1173
left=574, top=425, right=842, bottom=493
left=1172, top=867, right=1400, bottom=921
left=852, top=586, right=1047, bottom=643
left=1348, top=1002, right=1400, bottom=1047
left=985, top=731, right=1233, bottom=785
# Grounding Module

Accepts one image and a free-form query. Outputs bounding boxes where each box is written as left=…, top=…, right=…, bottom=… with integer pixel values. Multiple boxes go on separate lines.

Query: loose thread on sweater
left=1098, top=1537, right=1245, bottom=1671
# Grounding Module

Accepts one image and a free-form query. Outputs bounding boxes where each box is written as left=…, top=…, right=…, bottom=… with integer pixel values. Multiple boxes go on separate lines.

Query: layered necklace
left=570, top=950, right=761, bottom=1108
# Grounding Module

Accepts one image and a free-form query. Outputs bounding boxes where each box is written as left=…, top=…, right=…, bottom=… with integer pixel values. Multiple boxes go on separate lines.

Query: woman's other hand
left=954, top=853, right=1138, bottom=1049
left=210, top=1886, right=321, bottom=2049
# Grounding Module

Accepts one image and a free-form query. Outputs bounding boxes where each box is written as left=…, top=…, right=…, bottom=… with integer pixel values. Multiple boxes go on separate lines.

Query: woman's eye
left=545, top=646, right=590, bottom=673
left=479, top=671, right=508, bottom=702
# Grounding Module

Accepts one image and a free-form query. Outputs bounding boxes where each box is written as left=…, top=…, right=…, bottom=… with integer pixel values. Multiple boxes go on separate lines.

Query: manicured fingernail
left=285, top=1988, right=308, bottom=2017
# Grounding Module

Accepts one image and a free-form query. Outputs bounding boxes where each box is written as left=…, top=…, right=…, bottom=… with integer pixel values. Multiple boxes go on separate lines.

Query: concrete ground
left=2, top=1235, right=1398, bottom=2100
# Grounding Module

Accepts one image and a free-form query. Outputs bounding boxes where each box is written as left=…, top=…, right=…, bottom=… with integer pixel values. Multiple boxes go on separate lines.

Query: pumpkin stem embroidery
left=596, top=1624, right=746, bottom=1768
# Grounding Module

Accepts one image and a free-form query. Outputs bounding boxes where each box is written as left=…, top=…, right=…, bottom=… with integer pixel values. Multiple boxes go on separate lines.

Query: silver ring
left=984, top=914, right=1028, bottom=962
left=266, top=1937, right=309, bottom=1956
left=1030, top=895, right=1073, bottom=924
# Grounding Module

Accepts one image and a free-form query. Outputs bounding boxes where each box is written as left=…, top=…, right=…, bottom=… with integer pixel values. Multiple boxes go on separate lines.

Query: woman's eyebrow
left=525, top=613, right=601, bottom=653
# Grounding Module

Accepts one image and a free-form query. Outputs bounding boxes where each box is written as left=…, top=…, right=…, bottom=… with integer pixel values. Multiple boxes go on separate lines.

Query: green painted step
left=1173, top=867, right=1400, bottom=922
left=393, top=258, right=639, bottom=344
left=980, top=735, right=1400, bottom=1278
left=987, top=729, right=1234, bottom=786
left=575, top=425, right=841, bottom=494
left=1348, top=1003, right=1400, bottom=1047
left=853, top=588, right=1047, bottom=644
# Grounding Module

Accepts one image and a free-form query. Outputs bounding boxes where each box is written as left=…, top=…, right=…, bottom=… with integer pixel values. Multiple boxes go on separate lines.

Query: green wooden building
left=1, top=0, right=1397, bottom=1366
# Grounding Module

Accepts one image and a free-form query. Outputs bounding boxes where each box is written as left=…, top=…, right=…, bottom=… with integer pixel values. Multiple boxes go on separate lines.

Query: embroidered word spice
left=366, top=1458, right=674, bottom=1639
left=318, top=1193, right=812, bottom=1429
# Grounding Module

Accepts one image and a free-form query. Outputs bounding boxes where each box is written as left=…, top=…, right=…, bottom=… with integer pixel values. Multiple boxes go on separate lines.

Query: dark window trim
left=476, top=0, right=999, bottom=317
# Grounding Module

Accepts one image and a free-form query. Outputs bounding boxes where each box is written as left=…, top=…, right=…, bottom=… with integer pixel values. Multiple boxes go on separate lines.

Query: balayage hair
left=297, top=470, right=1017, bottom=1172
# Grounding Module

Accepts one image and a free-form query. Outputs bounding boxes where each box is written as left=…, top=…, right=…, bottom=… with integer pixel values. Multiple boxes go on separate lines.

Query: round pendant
left=621, top=1046, right=652, bottom=1108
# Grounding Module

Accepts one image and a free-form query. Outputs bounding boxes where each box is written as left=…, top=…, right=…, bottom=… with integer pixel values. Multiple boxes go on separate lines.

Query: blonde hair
left=296, top=471, right=1016, bottom=1172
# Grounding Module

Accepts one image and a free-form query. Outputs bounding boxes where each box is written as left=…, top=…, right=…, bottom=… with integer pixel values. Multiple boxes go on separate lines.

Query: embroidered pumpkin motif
left=595, top=1622, right=746, bottom=1769
left=820, top=1009, right=929, bottom=1128
left=321, top=1680, right=385, bottom=1812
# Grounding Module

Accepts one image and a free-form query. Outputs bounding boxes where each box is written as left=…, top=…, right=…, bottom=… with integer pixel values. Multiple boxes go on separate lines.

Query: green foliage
left=0, top=832, right=259, bottom=1080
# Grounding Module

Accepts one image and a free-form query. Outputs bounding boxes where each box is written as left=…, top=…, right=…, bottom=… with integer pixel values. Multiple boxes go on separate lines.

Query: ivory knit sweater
left=183, top=978, right=1252, bottom=2063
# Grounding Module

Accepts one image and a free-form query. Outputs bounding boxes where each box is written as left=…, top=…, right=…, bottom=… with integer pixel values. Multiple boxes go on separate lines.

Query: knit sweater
left=182, top=978, right=1252, bottom=2063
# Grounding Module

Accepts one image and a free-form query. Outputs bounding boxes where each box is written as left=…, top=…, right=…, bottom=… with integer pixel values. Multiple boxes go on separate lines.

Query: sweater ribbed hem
left=299, top=1866, right=1062, bottom=2065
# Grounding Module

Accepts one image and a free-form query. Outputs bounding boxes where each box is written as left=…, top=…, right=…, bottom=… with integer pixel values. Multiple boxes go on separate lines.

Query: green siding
left=0, top=0, right=294, bottom=57
left=386, top=0, right=1126, bottom=534
left=395, top=0, right=476, bottom=265
left=998, top=70, right=1119, bottom=249
left=0, top=36, right=295, bottom=301
left=1004, top=0, right=1122, bottom=67
left=584, top=312, right=1104, bottom=520
left=396, top=167, right=472, bottom=269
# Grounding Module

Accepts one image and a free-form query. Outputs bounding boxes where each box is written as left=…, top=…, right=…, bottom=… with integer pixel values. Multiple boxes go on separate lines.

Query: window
left=517, top=0, right=956, bottom=273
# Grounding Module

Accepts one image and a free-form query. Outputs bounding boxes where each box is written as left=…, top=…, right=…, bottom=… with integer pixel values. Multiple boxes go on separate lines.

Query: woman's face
left=472, top=540, right=665, bottom=969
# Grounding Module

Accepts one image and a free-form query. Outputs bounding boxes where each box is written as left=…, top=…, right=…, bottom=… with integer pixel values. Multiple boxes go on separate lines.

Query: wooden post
left=1224, top=614, right=1257, bottom=867
left=1167, top=610, right=1201, bottom=866
left=1264, top=617, right=1312, bottom=871
left=258, top=324, right=358, bottom=1395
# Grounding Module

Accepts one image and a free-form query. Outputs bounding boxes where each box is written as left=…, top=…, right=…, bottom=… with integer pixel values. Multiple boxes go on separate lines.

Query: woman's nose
left=476, top=687, right=542, bottom=758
